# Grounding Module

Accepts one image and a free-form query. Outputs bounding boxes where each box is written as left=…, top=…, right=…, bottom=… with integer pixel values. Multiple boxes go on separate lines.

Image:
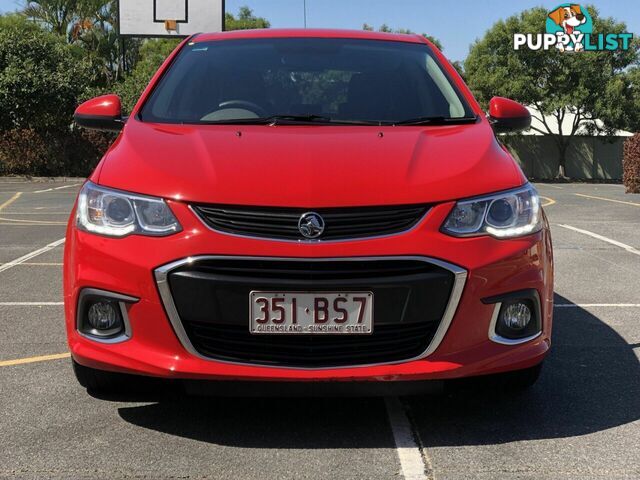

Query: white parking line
left=0, top=262, right=63, bottom=267
left=0, top=238, right=65, bottom=274
left=555, top=304, right=640, bottom=308
left=32, top=183, right=81, bottom=194
left=0, top=302, right=64, bottom=306
left=556, top=224, right=640, bottom=256
left=385, top=397, right=431, bottom=480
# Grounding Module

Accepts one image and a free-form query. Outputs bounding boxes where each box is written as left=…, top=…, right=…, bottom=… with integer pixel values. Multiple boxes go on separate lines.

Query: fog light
left=87, top=301, right=120, bottom=331
left=501, top=302, right=531, bottom=330
left=484, top=290, right=542, bottom=344
left=77, top=289, right=137, bottom=342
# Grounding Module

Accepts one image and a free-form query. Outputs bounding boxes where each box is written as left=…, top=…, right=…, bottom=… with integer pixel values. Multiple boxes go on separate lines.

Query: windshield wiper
left=198, top=115, right=384, bottom=126
left=392, top=115, right=478, bottom=126
left=265, top=114, right=333, bottom=125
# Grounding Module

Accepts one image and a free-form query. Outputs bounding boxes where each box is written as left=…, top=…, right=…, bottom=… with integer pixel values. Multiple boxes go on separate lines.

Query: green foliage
left=22, top=1, right=139, bottom=86
left=0, top=14, right=92, bottom=132
left=464, top=6, right=639, bottom=177
left=225, top=6, right=270, bottom=30
left=0, top=14, right=102, bottom=176
left=22, top=0, right=78, bottom=36
left=108, top=38, right=180, bottom=113
left=362, top=23, right=443, bottom=50
left=623, top=67, right=640, bottom=132
left=112, top=6, right=270, bottom=114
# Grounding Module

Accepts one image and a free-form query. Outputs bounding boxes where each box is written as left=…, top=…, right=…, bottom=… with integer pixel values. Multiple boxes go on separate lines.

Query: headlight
left=442, top=184, right=541, bottom=239
left=77, top=182, right=181, bottom=237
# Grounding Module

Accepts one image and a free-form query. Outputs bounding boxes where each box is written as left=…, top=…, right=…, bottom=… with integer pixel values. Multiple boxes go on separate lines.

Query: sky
left=1, top=0, right=639, bottom=62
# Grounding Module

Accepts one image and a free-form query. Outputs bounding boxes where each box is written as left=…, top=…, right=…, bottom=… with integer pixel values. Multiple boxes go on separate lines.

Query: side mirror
left=74, top=94, right=124, bottom=132
left=488, top=97, right=531, bottom=133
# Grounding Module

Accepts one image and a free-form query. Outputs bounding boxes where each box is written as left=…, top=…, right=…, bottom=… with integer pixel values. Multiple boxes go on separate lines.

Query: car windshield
left=140, top=37, right=475, bottom=125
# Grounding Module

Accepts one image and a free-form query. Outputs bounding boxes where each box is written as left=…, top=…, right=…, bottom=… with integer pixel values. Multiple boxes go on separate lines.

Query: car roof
left=193, top=28, right=429, bottom=45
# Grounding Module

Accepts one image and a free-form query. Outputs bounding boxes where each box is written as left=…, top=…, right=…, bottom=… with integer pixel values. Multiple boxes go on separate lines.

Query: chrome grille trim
left=154, top=255, right=467, bottom=370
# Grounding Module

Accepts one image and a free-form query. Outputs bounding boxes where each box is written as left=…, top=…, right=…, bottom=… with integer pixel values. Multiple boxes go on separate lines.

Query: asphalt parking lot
left=0, top=178, right=638, bottom=480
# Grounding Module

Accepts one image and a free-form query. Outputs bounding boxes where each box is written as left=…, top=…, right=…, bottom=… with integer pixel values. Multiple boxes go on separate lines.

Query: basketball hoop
left=118, top=0, right=224, bottom=38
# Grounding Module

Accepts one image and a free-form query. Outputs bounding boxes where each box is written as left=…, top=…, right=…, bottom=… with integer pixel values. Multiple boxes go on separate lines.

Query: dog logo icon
left=514, top=5, right=631, bottom=53
left=546, top=4, right=592, bottom=52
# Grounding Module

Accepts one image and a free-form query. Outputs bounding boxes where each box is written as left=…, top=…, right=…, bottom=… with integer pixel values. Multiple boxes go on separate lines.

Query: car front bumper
left=64, top=200, right=553, bottom=382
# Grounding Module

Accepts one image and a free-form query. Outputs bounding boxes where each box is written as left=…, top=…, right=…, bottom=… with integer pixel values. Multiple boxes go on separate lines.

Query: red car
left=66, top=29, right=553, bottom=394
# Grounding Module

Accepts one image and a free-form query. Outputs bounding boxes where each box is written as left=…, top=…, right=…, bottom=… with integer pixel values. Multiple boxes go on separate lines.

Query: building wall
left=502, top=136, right=624, bottom=180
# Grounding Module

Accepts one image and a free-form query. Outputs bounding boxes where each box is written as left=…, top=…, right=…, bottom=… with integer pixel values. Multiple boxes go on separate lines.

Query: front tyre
left=497, top=362, right=543, bottom=391
left=72, top=359, right=141, bottom=393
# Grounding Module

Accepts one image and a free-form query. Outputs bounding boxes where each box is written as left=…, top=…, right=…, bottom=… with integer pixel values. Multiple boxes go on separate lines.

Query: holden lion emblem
left=298, top=212, right=325, bottom=239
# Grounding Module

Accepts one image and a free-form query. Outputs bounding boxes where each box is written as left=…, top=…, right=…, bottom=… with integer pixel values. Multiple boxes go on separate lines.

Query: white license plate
left=250, top=292, right=373, bottom=335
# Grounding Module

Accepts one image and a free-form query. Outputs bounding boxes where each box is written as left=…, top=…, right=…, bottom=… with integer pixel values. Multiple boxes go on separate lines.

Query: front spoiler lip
left=154, top=255, right=468, bottom=371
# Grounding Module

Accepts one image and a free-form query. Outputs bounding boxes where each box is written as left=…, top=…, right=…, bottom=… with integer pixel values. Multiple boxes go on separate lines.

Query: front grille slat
left=167, top=258, right=455, bottom=368
left=192, top=204, right=429, bottom=241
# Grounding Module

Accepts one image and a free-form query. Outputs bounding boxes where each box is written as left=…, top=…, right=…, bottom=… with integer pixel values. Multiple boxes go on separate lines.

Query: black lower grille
left=192, top=204, right=428, bottom=241
left=166, top=258, right=455, bottom=367
left=186, top=323, right=438, bottom=367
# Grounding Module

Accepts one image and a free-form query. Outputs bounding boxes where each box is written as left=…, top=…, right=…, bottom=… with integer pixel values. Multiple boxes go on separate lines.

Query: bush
left=0, top=15, right=93, bottom=133
left=623, top=134, right=640, bottom=193
left=0, top=128, right=114, bottom=177
left=0, top=15, right=110, bottom=176
left=0, top=129, right=51, bottom=175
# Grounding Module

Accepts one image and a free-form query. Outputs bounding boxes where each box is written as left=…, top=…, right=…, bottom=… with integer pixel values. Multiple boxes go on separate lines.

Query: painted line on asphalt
left=0, top=192, right=22, bottom=211
left=0, top=262, right=63, bottom=267
left=32, top=183, right=82, bottom=194
left=0, top=302, right=64, bottom=306
left=385, top=397, right=431, bottom=480
left=0, top=238, right=65, bottom=274
left=537, top=184, right=564, bottom=189
left=555, top=304, right=640, bottom=308
left=0, top=353, right=70, bottom=368
left=0, top=212, right=69, bottom=215
left=541, top=196, right=556, bottom=207
left=0, top=222, right=68, bottom=226
left=0, top=216, right=66, bottom=225
left=574, top=193, right=640, bottom=207
left=556, top=224, right=640, bottom=256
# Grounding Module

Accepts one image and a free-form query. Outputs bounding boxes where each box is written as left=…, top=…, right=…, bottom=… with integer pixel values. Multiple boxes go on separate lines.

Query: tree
left=21, top=1, right=140, bottom=86
left=0, top=13, right=100, bottom=176
left=0, top=14, right=92, bottom=132
left=623, top=67, right=640, bottom=132
left=111, top=38, right=180, bottom=112
left=22, top=0, right=78, bottom=37
left=465, top=6, right=639, bottom=178
left=362, top=23, right=442, bottom=50
left=225, top=6, right=270, bottom=30
left=112, top=6, right=271, bottom=113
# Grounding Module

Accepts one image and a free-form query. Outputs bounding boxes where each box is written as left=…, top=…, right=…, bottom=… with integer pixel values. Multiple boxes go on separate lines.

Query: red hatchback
left=66, top=29, right=553, bottom=394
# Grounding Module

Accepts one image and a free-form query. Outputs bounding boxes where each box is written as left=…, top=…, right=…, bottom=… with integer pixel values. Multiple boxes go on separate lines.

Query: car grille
left=162, top=258, right=456, bottom=368
left=191, top=204, right=428, bottom=241
left=184, top=323, right=438, bottom=367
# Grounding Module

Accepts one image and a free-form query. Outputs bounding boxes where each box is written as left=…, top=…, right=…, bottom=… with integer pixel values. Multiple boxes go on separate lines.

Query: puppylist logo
left=514, top=4, right=633, bottom=52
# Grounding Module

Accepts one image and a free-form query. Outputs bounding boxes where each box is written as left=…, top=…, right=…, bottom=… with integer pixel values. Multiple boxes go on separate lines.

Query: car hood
left=96, top=119, right=525, bottom=207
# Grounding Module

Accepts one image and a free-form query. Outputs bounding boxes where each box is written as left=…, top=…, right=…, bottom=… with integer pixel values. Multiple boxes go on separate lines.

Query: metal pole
left=303, top=0, right=307, bottom=28
left=222, top=0, right=226, bottom=31
left=121, top=37, right=126, bottom=75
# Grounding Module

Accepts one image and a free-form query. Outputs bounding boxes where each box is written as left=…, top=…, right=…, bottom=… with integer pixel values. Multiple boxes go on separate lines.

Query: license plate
left=250, top=292, right=373, bottom=335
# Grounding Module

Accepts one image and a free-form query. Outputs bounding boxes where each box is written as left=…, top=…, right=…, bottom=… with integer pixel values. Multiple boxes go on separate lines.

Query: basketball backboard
left=118, top=0, right=224, bottom=37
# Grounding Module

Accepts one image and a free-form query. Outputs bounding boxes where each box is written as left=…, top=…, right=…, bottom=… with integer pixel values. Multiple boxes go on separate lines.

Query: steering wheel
left=217, top=100, right=268, bottom=117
